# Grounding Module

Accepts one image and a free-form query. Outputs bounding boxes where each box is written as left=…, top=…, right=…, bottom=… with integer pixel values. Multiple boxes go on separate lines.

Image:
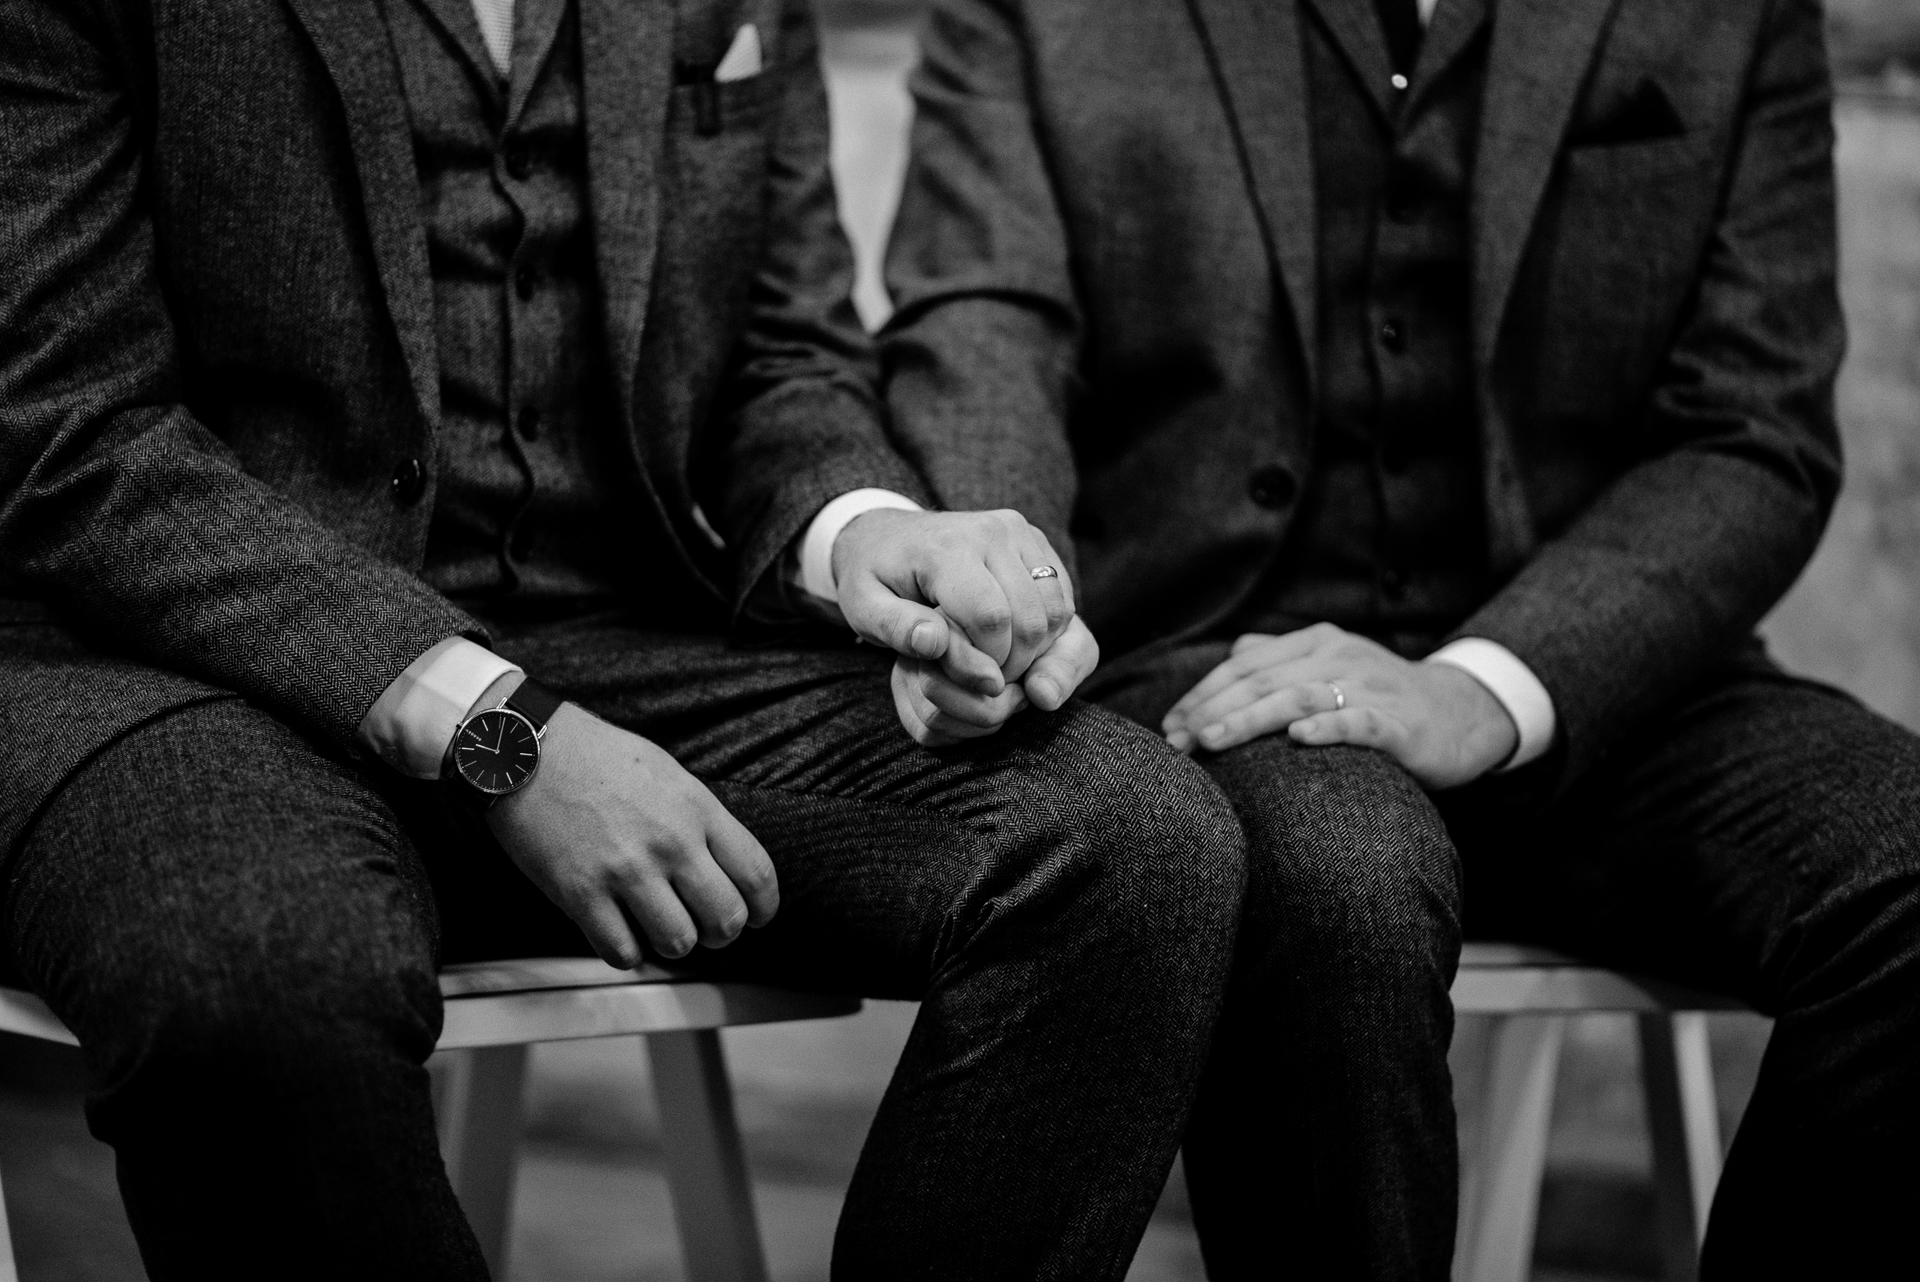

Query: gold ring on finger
left=1328, top=681, right=1345, bottom=711
left=1030, top=565, right=1059, bottom=580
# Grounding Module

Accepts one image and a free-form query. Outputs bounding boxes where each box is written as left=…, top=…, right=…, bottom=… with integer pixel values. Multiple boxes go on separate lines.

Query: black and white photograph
left=1, top=0, right=1916, bottom=1277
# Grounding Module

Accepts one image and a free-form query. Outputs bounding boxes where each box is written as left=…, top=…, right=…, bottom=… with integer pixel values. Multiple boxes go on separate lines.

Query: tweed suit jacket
left=880, top=0, right=1845, bottom=785
left=0, top=0, right=930, bottom=853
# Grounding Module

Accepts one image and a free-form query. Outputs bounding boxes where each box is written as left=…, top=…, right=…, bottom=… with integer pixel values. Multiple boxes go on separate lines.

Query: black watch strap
left=505, top=677, right=563, bottom=731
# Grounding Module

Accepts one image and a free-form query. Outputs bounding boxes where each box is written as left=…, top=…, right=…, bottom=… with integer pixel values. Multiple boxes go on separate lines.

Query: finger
left=892, top=659, right=966, bottom=747
left=1020, top=528, right=1077, bottom=619
left=613, top=872, right=702, bottom=960
left=1166, top=627, right=1332, bottom=727
left=571, top=894, right=647, bottom=970
left=1195, top=682, right=1341, bottom=753
left=1230, top=632, right=1280, bottom=656
left=1023, top=615, right=1100, bottom=711
left=923, top=557, right=1017, bottom=671
left=923, top=667, right=1029, bottom=729
left=1289, top=705, right=1410, bottom=757
left=838, top=574, right=952, bottom=661
left=704, top=804, right=779, bottom=928
left=935, top=618, right=1008, bottom=696
left=985, top=543, right=1058, bottom=681
left=1182, top=665, right=1334, bottom=742
left=665, top=854, right=754, bottom=950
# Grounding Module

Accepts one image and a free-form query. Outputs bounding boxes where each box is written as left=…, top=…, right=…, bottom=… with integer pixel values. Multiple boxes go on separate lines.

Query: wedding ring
left=1030, top=565, right=1059, bottom=580
left=1328, top=681, right=1346, bottom=711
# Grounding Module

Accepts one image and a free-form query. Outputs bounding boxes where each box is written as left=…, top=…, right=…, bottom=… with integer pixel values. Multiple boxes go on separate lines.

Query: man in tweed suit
left=0, top=0, right=1246, bottom=1275
left=879, top=0, right=1920, bottom=1275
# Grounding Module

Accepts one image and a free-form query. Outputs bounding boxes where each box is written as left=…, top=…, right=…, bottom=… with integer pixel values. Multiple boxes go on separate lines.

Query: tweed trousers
left=7, top=614, right=1247, bottom=1281
left=1095, top=643, right=1920, bottom=1281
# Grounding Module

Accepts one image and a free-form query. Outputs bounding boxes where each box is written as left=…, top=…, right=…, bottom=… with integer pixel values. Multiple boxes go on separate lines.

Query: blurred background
left=1, top=2, right=1915, bottom=1278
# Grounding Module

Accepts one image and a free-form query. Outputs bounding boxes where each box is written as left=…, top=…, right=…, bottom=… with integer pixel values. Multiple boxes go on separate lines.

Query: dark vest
left=387, top=0, right=639, bottom=608
left=1234, top=0, right=1494, bottom=657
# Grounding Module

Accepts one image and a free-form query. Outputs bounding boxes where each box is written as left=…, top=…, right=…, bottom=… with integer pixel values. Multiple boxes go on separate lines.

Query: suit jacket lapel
left=1471, top=0, right=1618, bottom=375
left=1182, top=0, right=1320, bottom=394
left=1298, top=0, right=1397, bottom=119
left=283, top=0, right=442, bottom=429
left=579, top=0, right=674, bottom=430
left=1469, top=0, right=1618, bottom=569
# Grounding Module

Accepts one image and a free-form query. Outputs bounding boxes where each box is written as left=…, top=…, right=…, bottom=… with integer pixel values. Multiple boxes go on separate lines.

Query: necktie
left=1372, top=0, right=1424, bottom=75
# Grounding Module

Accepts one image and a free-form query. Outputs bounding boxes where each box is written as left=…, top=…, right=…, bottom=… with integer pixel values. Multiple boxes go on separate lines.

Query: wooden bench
left=0, top=946, right=1750, bottom=1282
left=0, top=958, right=860, bottom=1282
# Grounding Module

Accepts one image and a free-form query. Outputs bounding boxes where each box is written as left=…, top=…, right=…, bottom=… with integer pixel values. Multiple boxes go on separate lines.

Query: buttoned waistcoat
left=882, top=0, right=1844, bottom=787
left=0, top=0, right=928, bottom=854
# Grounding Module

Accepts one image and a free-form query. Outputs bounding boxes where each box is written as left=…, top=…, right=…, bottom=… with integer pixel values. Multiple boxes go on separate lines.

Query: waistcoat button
left=1247, top=464, right=1298, bottom=511
left=505, top=149, right=534, bottom=180
left=514, top=265, right=537, bottom=300
left=391, top=457, right=427, bottom=505
left=1378, top=318, right=1406, bottom=351
left=518, top=406, right=541, bottom=440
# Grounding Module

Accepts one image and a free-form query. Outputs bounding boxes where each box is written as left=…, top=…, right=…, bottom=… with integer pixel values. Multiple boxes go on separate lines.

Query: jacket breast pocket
left=669, top=67, right=775, bottom=137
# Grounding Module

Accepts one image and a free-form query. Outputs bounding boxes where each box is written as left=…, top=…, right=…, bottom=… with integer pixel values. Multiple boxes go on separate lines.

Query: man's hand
left=833, top=508, right=1077, bottom=694
left=1162, top=624, right=1518, bottom=789
left=892, top=615, right=1100, bottom=747
left=485, top=703, right=778, bottom=967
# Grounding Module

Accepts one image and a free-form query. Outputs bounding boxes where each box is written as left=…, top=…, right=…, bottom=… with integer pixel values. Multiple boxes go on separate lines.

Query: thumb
left=1023, top=616, right=1100, bottom=711
left=840, top=575, right=951, bottom=661
left=1231, top=632, right=1279, bottom=656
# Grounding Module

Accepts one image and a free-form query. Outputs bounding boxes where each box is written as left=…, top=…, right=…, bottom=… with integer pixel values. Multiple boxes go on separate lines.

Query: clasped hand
left=831, top=508, right=1099, bottom=747
left=1162, top=623, right=1517, bottom=789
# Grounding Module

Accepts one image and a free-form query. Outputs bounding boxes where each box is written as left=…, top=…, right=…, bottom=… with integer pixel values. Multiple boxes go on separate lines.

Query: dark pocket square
left=1567, top=77, right=1686, bottom=147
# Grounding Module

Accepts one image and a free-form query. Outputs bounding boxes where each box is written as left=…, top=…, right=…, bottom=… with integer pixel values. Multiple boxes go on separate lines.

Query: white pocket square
left=714, top=23, right=762, bottom=82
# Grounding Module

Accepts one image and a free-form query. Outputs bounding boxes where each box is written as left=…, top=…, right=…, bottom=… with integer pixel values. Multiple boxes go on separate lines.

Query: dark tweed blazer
left=881, top=0, right=1845, bottom=785
left=0, top=0, right=929, bottom=852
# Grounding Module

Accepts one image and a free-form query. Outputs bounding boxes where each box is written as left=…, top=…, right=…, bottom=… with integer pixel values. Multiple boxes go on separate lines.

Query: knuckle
left=976, top=604, right=1013, bottom=635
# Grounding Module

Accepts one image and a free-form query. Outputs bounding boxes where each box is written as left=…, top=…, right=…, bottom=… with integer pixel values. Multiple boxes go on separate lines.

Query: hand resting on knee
left=485, top=698, right=779, bottom=966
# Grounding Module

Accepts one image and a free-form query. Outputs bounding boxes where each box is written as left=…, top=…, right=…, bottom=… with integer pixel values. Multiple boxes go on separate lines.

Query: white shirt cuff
left=798, top=488, right=924, bottom=605
left=356, top=637, right=523, bottom=779
left=1426, top=638, right=1557, bottom=771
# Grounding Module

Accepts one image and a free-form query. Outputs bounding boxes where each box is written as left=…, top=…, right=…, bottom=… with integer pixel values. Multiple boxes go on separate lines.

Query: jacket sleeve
left=876, top=0, right=1085, bottom=568
left=0, top=0, right=479, bottom=756
left=712, top=0, right=937, bottom=612
left=1457, top=0, right=1845, bottom=786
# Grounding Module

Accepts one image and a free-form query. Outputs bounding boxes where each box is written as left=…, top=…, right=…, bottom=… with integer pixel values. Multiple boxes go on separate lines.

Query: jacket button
left=517, top=405, right=541, bottom=440
left=391, top=457, right=426, bottom=505
left=1247, top=464, right=1298, bottom=511
left=1381, top=567, right=1408, bottom=598
left=514, top=265, right=537, bottom=300
left=505, top=149, right=534, bottom=180
left=1378, top=319, right=1406, bottom=352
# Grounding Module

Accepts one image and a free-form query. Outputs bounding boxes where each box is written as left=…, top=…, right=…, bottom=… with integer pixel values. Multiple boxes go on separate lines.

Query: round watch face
left=453, top=708, right=541, bottom=795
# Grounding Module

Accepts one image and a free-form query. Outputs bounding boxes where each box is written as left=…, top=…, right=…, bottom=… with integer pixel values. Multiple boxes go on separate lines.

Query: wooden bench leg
left=1639, top=1012, right=1722, bottom=1282
left=436, top=1044, right=530, bottom=1278
left=647, top=1029, right=770, bottom=1282
left=1454, top=1014, right=1567, bottom=1282
left=0, top=1152, right=19, bottom=1282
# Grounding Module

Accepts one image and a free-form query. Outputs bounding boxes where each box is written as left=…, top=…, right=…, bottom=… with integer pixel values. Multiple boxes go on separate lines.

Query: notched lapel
left=579, top=0, right=675, bottom=426
left=1182, top=0, right=1320, bottom=393
left=1471, top=0, right=1621, bottom=375
left=1469, top=0, right=1620, bottom=571
left=282, top=0, right=442, bottom=429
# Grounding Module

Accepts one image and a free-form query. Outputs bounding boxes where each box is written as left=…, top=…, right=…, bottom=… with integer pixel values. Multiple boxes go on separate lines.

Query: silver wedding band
left=1030, top=565, right=1059, bottom=580
left=1328, top=681, right=1346, bottom=711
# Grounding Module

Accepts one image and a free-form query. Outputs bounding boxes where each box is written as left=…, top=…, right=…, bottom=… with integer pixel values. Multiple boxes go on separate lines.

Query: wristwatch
left=444, top=677, right=565, bottom=808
